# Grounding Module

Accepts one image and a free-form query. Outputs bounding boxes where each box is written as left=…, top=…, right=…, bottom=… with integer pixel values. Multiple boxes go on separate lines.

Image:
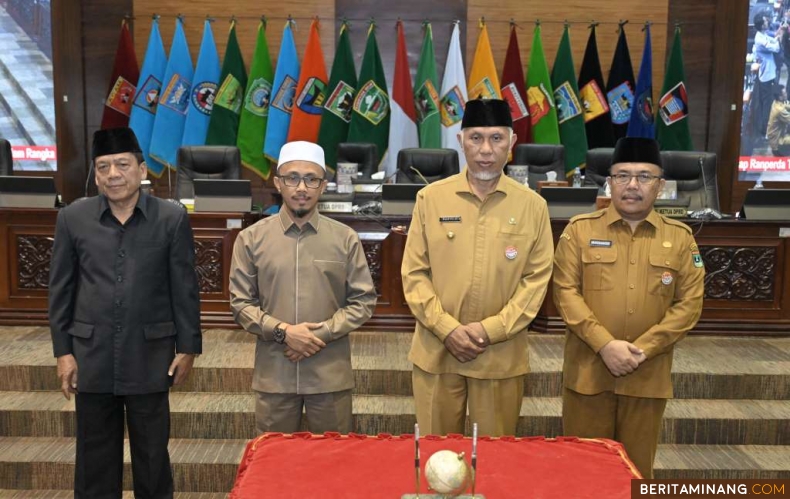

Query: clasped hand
left=599, top=340, right=647, bottom=377
left=444, top=322, right=490, bottom=363
left=282, top=322, right=327, bottom=362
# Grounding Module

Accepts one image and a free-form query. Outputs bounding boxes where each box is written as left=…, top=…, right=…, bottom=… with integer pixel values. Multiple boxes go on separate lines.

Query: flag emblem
left=273, top=75, right=298, bottom=114
left=244, top=78, right=272, bottom=117
left=353, top=81, right=389, bottom=125
left=501, top=83, right=529, bottom=121
left=469, top=77, right=497, bottom=100
left=440, top=87, right=465, bottom=127
left=106, top=76, right=136, bottom=117
left=133, top=75, right=162, bottom=114
left=325, top=80, right=355, bottom=123
left=658, top=82, right=688, bottom=126
left=635, top=90, right=654, bottom=125
left=160, top=73, right=191, bottom=114
left=554, top=82, right=582, bottom=124
left=607, top=82, right=634, bottom=125
left=191, top=82, right=217, bottom=116
left=296, top=77, right=327, bottom=115
left=415, top=80, right=440, bottom=122
left=214, top=74, right=243, bottom=114
left=579, top=81, right=609, bottom=123
left=528, top=84, right=553, bottom=125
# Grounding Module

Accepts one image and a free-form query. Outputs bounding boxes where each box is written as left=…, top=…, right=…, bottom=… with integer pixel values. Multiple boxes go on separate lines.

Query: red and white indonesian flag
left=386, top=21, right=419, bottom=179
left=440, top=23, right=468, bottom=166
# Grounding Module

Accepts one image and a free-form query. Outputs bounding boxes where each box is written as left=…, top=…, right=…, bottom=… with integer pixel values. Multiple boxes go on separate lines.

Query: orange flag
left=287, top=19, right=328, bottom=142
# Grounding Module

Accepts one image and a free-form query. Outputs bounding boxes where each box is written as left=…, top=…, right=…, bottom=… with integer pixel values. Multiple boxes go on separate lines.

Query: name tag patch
left=439, top=216, right=462, bottom=223
left=589, top=239, right=613, bottom=248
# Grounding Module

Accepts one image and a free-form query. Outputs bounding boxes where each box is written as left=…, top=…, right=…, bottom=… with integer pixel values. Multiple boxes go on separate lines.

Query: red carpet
left=230, top=433, right=640, bottom=498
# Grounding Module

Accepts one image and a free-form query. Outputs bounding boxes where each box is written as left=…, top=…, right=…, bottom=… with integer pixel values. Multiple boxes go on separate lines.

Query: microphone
left=409, top=166, right=430, bottom=185
left=689, top=154, right=723, bottom=219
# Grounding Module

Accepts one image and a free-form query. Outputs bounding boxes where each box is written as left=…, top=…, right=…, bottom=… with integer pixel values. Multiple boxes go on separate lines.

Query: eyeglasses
left=276, top=174, right=326, bottom=189
left=610, top=173, right=662, bottom=185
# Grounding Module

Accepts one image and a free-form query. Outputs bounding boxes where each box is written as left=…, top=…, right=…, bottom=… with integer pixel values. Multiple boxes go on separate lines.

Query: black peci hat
left=611, top=137, right=662, bottom=168
left=91, top=127, right=142, bottom=161
left=461, top=98, right=513, bottom=129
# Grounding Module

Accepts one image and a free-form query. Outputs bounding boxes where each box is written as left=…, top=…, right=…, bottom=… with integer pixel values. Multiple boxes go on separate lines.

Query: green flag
left=207, top=21, right=247, bottom=146
left=414, top=23, right=441, bottom=148
left=551, top=26, right=588, bottom=175
left=318, top=23, right=357, bottom=171
left=656, top=27, right=693, bottom=151
left=347, top=24, right=390, bottom=169
left=237, top=22, right=274, bottom=178
left=526, top=25, right=560, bottom=145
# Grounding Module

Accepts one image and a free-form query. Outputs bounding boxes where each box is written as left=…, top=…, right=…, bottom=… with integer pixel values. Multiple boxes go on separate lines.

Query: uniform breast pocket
left=496, top=228, right=529, bottom=264
left=581, top=247, right=618, bottom=290
left=648, top=253, right=680, bottom=297
left=313, top=260, right=346, bottom=293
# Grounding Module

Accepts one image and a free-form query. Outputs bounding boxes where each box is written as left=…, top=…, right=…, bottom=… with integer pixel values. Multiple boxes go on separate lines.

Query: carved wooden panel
left=17, top=235, right=53, bottom=290
left=194, top=238, right=223, bottom=294
left=361, top=240, right=383, bottom=296
left=701, top=246, right=776, bottom=301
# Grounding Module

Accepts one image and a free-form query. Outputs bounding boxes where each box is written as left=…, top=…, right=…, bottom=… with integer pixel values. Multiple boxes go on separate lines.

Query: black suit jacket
left=48, top=193, right=201, bottom=395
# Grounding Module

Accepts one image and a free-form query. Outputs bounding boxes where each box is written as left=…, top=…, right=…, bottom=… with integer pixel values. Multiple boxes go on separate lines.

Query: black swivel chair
left=660, top=151, right=720, bottom=212
left=0, top=138, right=13, bottom=176
left=396, top=148, right=459, bottom=184
left=511, top=144, right=565, bottom=189
left=176, top=146, right=241, bottom=200
left=584, top=148, right=615, bottom=190
left=337, top=142, right=378, bottom=179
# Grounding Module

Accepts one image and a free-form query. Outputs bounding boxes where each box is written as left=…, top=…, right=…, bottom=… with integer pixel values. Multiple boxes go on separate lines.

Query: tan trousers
left=562, top=388, right=667, bottom=479
left=255, top=389, right=353, bottom=435
left=412, top=366, right=524, bottom=437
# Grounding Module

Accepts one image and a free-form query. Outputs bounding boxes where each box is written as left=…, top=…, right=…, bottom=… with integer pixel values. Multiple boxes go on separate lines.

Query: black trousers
left=75, top=392, right=173, bottom=499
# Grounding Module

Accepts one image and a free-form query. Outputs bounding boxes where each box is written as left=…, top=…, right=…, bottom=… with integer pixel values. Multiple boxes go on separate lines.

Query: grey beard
left=293, top=208, right=310, bottom=218
left=469, top=169, right=502, bottom=181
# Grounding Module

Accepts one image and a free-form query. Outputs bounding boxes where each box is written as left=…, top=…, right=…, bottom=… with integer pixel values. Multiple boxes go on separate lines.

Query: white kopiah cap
left=277, top=141, right=326, bottom=171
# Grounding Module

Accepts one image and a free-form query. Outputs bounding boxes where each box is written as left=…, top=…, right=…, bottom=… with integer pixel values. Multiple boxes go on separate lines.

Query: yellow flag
left=468, top=23, right=501, bottom=100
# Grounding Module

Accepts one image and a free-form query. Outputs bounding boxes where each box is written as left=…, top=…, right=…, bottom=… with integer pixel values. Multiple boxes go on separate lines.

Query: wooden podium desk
left=1, top=208, right=789, bottom=335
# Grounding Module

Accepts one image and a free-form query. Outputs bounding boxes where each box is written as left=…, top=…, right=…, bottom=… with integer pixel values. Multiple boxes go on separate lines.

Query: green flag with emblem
left=551, top=25, right=588, bottom=175
left=206, top=20, right=247, bottom=146
left=237, top=22, right=274, bottom=178
left=414, top=23, right=441, bottom=148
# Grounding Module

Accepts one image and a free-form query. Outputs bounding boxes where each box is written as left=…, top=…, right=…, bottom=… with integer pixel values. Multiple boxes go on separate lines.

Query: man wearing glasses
left=552, top=137, right=705, bottom=478
left=229, top=141, right=376, bottom=434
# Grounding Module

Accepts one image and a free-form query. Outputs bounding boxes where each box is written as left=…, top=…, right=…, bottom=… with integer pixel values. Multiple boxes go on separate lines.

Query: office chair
left=176, top=146, right=241, bottom=200
left=584, top=148, right=615, bottom=190
left=661, top=151, right=720, bottom=212
left=511, top=144, right=566, bottom=189
left=0, top=138, right=13, bottom=176
left=337, top=142, right=378, bottom=179
left=396, top=148, right=459, bottom=184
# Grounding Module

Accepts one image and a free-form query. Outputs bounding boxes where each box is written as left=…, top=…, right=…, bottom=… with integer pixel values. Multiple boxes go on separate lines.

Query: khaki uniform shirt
left=767, top=100, right=790, bottom=150
left=553, top=208, right=705, bottom=399
left=402, top=171, right=554, bottom=379
left=229, top=210, right=376, bottom=394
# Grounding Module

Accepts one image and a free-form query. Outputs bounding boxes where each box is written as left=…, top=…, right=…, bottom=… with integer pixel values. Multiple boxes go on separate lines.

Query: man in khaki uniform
left=553, top=137, right=705, bottom=478
left=230, top=141, right=376, bottom=434
left=402, top=99, right=554, bottom=437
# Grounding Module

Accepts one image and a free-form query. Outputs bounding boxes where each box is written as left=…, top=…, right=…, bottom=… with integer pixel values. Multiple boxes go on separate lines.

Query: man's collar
left=97, top=190, right=148, bottom=220
left=278, top=207, right=321, bottom=233
left=604, top=205, right=660, bottom=228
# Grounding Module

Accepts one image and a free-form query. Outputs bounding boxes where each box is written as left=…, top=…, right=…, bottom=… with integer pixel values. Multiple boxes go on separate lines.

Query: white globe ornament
left=424, top=450, right=471, bottom=496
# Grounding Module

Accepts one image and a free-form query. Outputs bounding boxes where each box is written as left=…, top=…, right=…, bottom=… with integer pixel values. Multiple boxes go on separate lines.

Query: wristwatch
left=273, top=322, right=287, bottom=344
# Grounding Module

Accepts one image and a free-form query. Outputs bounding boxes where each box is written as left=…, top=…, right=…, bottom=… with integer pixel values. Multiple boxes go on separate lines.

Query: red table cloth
left=230, top=433, right=640, bottom=498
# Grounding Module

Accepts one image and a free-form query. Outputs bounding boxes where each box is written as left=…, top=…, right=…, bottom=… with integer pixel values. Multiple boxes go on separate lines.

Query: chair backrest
left=511, top=144, right=565, bottom=189
left=396, top=148, right=459, bottom=184
left=660, top=151, right=720, bottom=212
left=337, top=142, right=378, bottom=179
left=584, top=148, right=615, bottom=189
left=0, top=138, right=13, bottom=176
left=176, top=146, right=241, bottom=200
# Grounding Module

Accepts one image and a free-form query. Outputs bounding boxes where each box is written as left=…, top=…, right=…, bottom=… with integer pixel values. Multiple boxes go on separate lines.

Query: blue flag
left=627, top=25, right=655, bottom=139
left=149, top=19, right=193, bottom=173
left=263, top=22, right=300, bottom=162
left=181, top=20, right=220, bottom=147
left=129, top=18, right=167, bottom=175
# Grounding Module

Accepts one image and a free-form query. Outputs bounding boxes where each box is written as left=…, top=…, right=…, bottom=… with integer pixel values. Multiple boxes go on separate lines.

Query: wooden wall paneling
left=51, top=0, right=87, bottom=203
left=466, top=0, right=668, bottom=101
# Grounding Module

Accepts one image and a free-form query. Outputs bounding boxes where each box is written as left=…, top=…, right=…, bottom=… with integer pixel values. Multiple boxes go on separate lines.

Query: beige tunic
left=402, top=171, right=554, bottom=379
left=230, top=209, right=376, bottom=394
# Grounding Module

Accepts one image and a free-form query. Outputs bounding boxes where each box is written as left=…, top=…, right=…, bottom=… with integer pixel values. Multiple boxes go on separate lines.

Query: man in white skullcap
left=230, top=141, right=376, bottom=433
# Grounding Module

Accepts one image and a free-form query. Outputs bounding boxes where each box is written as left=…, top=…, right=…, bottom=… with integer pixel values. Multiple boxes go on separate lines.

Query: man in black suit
left=48, top=128, right=202, bottom=498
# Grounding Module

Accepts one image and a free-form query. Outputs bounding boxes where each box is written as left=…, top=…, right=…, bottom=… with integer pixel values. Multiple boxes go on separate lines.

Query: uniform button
left=665, top=260, right=671, bottom=266
left=595, top=255, right=601, bottom=260
left=628, top=309, right=635, bottom=314
left=117, top=275, right=123, bottom=282
left=631, top=237, right=636, bottom=242
left=630, top=259, right=636, bottom=265
left=629, top=284, right=635, bottom=289
left=447, top=231, right=455, bottom=239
